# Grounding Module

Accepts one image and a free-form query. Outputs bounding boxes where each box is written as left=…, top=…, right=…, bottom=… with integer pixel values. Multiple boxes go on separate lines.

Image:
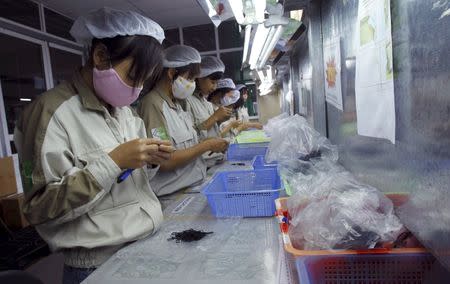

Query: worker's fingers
left=158, top=144, right=176, bottom=153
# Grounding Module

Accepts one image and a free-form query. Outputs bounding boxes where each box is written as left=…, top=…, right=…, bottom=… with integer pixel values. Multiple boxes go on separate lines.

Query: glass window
left=10, top=141, right=16, bottom=154
left=163, top=28, right=180, bottom=48
left=0, top=33, right=46, bottom=134
left=44, top=8, right=75, bottom=41
left=242, top=67, right=253, bottom=81
left=245, top=83, right=258, bottom=116
left=183, top=24, right=216, bottom=52
left=49, top=47, right=82, bottom=86
left=218, top=20, right=243, bottom=49
left=0, top=0, right=40, bottom=29
left=220, top=51, right=243, bottom=81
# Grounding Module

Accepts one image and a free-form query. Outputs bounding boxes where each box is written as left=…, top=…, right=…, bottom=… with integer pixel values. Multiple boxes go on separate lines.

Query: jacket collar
left=152, top=82, right=178, bottom=110
left=70, top=70, right=107, bottom=112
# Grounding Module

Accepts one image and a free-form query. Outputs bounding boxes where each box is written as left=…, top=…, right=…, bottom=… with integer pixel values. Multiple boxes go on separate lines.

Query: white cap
left=199, top=56, right=225, bottom=78
left=163, top=45, right=201, bottom=68
left=217, top=78, right=236, bottom=89
left=70, top=7, right=165, bottom=46
left=236, top=84, right=246, bottom=91
left=221, top=90, right=240, bottom=106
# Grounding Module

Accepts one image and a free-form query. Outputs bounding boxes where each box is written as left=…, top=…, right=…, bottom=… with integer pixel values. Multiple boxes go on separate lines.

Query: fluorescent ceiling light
left=248, top=24, right=270, bottom=70
left=20, top=98, right=31, bottom=102
left=252, top=0, right=266, bottom=23
left=257, top=25, right=284, bottom=69
left=228, top=0, right=245, bottom=24
left=228, top=0, right=266, bottom=25
left=257, top=70, right=265, bottom=81
left=242, top=25, right=252, bottom=64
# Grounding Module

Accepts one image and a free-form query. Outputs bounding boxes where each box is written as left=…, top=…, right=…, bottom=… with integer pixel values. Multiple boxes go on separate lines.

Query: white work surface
left=82, top=161, right=298, bottom=284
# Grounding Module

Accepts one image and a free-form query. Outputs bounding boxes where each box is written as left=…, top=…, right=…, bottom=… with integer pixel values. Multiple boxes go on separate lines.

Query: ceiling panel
left=37, top=0, right=139, bottom=20
left=36, top=0, right=211, bottom=28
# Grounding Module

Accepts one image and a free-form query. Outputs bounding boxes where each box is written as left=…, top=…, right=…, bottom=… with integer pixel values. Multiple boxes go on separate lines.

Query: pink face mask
left=93, top=67, right=143, bottom=107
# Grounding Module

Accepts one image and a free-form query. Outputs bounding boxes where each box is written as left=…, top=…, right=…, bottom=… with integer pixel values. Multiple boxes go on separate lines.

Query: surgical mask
left=93, top=67, right=142, bottom=107
left=172, top=76, right=196, bottom=100
left=220, top=90, right=240, bottom=106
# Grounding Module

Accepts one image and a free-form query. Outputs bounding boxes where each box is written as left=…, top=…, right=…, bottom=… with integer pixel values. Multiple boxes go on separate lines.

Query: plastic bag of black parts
left=280, top=162, right=348, bottom=198
left=265, top=115, right=338, bottom=164
left=287, top=173, right=404, bottom=250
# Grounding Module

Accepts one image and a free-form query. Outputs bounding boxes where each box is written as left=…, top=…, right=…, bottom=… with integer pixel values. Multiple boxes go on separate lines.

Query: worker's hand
left=109, top=138, right=172, bottom=169
left=237, top=122, right=263, bottom=132
left=230, top=119, right=242, bottom=129
left=213, top=106, right=232, bottom=122
left=204, top=138, right=229, bottom=153
left=158, top=142, right=176, bottom=154
left=252, top=122, right=264, bottom=130
left=151, top=139, right=176, bottom=164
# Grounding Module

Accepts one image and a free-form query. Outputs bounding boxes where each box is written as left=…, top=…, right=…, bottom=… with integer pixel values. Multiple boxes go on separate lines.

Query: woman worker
left=185, top=56, right=232, bottom=166
left=137, top=45, right=229, bottom=197
left=13, top=8, right=174, bottom=283
left=235, top=84, right=263, bottom=130
left=207, top=78, right=242, bottom=139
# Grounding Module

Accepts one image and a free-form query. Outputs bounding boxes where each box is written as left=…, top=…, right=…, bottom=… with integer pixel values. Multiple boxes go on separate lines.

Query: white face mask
left=172, top=76, right=196, bottom=100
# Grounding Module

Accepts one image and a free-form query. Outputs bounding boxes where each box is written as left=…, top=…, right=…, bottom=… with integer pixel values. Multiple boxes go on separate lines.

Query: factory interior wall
left=256, top=90, right=282, bottom=125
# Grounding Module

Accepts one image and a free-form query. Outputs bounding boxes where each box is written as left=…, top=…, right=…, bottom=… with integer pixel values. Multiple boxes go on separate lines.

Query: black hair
left=207, top=71, right=223, bottom=81
left=239, top=85, right=248, bottom=94
left=232, top=96, right=245, bottom=110
left=207, top=87, right=234, bottom=102
left=195, top=71, right=223, bottom=93
left=164, top=63, right=201, bottom=81
left=91, top=35, right=163, bottom=87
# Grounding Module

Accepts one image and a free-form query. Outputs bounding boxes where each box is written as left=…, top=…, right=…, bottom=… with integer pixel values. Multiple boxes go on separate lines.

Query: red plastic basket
left=275, top=193, right=427, bottom=257
left=296, top=253, right=448, bottom=284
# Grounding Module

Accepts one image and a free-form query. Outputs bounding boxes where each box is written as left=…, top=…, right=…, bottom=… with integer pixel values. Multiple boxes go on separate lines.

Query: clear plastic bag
left=280, top=159, right=347, bottom=197
left=263, top=112, right=289, bottom=136
left=265, top=115, right=338, bottom=164
left=287, top=174, right=404, bottom=250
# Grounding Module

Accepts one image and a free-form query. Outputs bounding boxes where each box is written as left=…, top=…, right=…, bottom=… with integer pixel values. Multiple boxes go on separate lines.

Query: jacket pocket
left=76, top=148, right=139, bottom=215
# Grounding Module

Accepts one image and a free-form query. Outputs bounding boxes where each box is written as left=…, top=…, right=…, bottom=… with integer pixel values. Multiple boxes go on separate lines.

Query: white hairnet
left=70, top=7, right=164, bottom=46
left=217, top=78, right=236, bottom=89
left=236, top=84, right=246, bottom=91
left=221, top=90, right=240, bottom=106
left=199, top=56, right=225, bottom=78
left=163, top=45, right=201, bottom=68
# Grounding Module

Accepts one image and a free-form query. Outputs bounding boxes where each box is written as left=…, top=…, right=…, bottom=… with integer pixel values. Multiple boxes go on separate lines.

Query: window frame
left=0, top=1, right=85, bottom=156
left=0, top=27, right=47, bottom=147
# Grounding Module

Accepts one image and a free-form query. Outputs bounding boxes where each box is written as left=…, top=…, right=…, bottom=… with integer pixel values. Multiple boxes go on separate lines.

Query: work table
left=82, top=161, right=298, bottom=284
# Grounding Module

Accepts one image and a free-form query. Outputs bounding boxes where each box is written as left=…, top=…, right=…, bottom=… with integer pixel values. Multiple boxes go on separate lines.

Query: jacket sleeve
left=19, top=109, right=122, bottom=226
left=131, top=108, right=163, bottom=181
left=185, top=98, right=210, bottom=140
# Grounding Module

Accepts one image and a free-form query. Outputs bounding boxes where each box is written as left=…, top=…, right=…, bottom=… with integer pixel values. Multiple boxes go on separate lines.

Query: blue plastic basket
left=202, top=168, right=282, bottom=217
left=296, top=253, right=448, bottom=284
left=226, top=143, right=269, bottom=161
left=251, top=155, right=278, bottom=169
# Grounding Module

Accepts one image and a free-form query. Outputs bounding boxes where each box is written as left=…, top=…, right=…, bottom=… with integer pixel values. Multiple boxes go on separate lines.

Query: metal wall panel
left=287, top=0, right=450, bottom=269
left=289, top=1, right=327, bottom=136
